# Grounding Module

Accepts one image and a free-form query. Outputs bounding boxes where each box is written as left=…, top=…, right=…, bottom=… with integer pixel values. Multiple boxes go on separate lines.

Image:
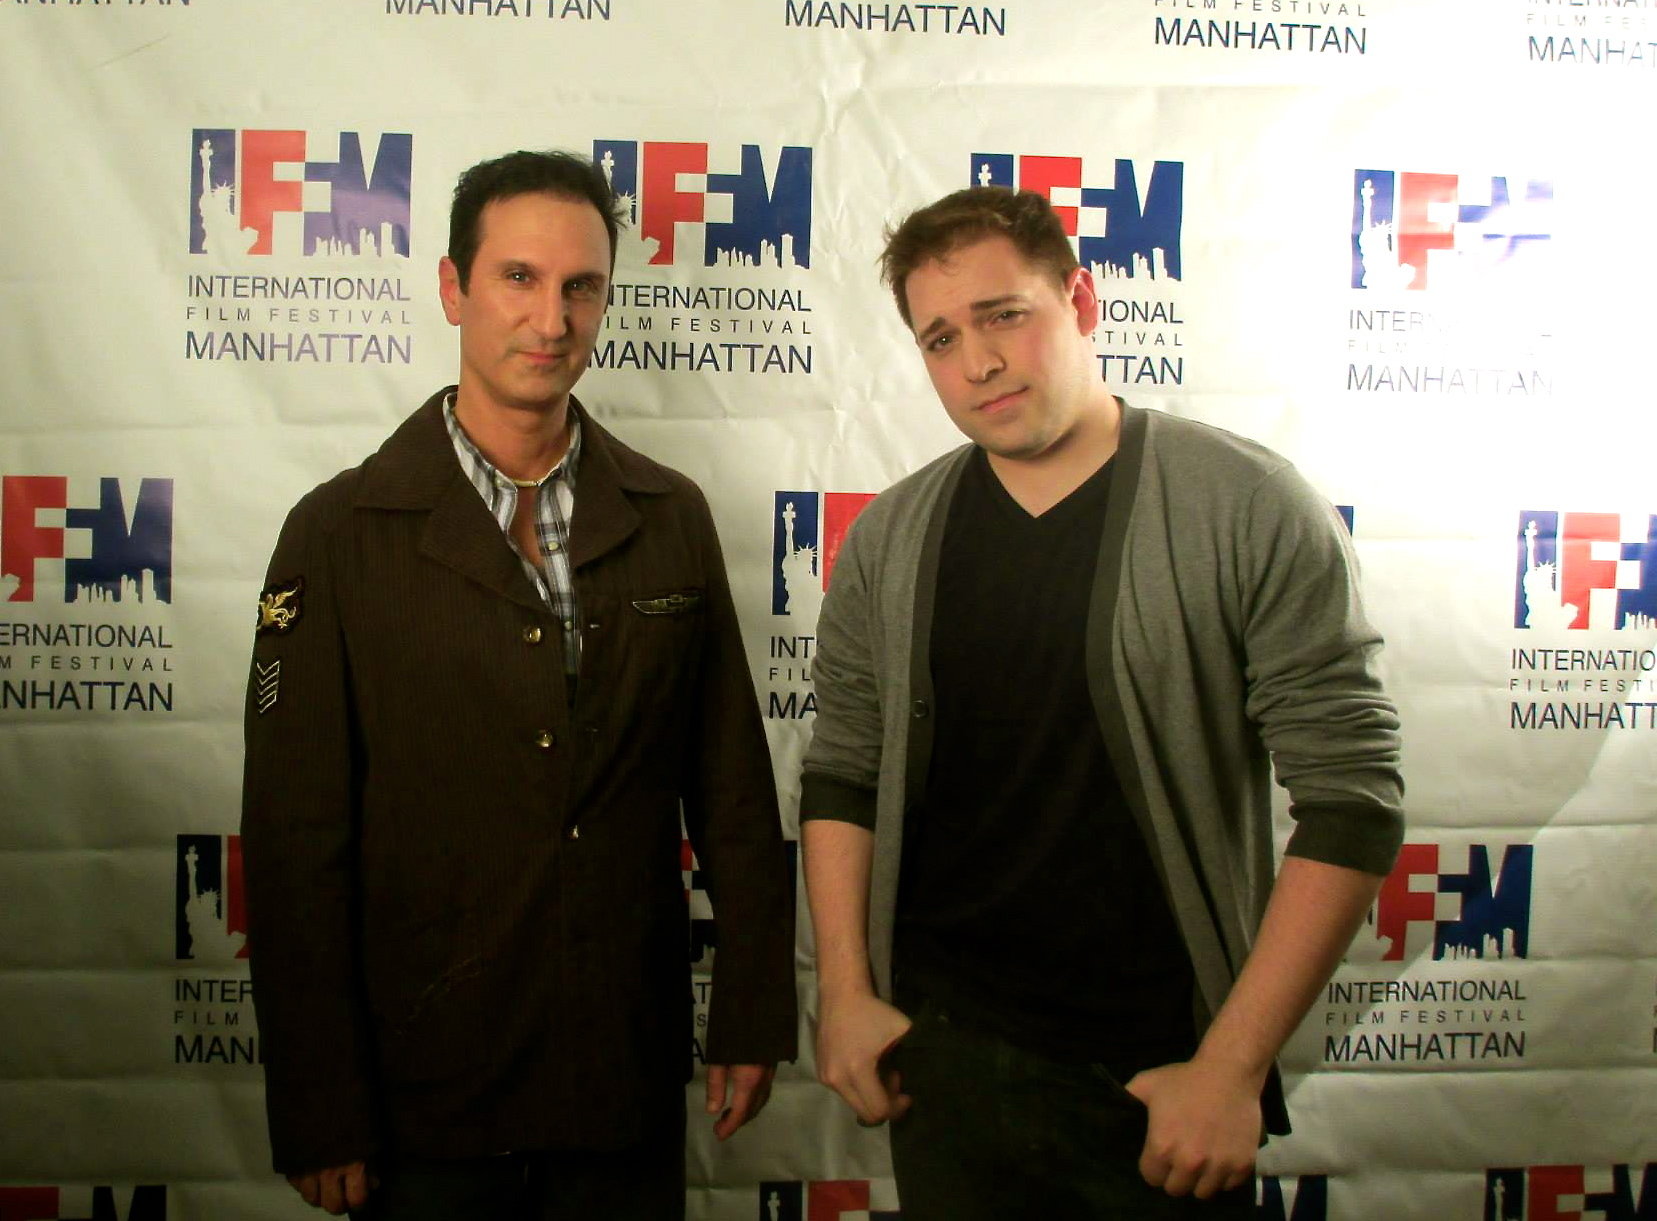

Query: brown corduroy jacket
left=241, top=388, right=796, bottom=1175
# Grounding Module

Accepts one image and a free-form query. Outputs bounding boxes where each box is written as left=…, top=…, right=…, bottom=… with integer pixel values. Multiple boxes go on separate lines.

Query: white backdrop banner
left=2, top=1, right=1655, bottom=1218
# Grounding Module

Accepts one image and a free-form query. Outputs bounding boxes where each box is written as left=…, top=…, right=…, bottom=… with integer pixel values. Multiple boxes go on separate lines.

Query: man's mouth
left=976, top=387, right=1026, bottom=413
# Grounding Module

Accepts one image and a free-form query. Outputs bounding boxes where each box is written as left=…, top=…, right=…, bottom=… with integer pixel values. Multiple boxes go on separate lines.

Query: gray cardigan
left=800, top=402, right=1404, bottom=1126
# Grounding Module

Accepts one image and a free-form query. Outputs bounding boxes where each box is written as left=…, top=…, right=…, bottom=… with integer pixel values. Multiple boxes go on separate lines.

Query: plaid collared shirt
left=443, top=394, right=582, bottom=674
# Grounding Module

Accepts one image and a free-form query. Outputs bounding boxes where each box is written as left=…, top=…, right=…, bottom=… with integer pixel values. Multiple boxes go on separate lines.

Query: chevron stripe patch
left=254, top=660, right=281, bottom=715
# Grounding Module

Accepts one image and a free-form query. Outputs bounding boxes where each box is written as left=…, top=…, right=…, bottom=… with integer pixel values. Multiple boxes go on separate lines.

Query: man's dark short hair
left=447, top=150, right=628, bottom=291
left=879, top=187, right=1079, bottom=329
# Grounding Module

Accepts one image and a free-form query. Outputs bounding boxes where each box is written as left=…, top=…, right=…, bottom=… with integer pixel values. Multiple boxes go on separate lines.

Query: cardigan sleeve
left=1239, top=465, right=1405, bottom=876
left=800, top=512, right=883, bottom=829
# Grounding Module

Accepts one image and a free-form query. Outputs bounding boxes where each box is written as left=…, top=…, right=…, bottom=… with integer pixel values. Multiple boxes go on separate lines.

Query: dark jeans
left=349, top=1104, right=686, bottom=1221
left=888, top=999, right=1255, bottom=1221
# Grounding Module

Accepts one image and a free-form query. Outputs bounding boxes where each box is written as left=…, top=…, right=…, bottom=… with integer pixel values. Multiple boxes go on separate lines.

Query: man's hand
left=1118, top=856, right=1384, bottom=1199
left=286, top=1162, right=372, bottom=1215
left=801, top=819, right=907, bottom=1125
left=815, top=990, right=912, bottom=1126
left=1125, top=1058, right=1261, bottom=1199
left=706, top=1063, right=776, bottom=1141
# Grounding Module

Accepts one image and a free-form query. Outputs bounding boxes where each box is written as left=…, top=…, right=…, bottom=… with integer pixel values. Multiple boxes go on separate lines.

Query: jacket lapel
left=353, top=387, right=545, bottom=613
left=354, top=389, right=673, bottom=597
left=420, top=477, right=546, bottom=612
left=568, top=450, right=641, bottom=572
left=566, top=398, right=672, bottom=571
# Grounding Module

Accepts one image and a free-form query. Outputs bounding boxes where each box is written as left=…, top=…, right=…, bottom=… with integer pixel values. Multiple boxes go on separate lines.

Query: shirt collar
left=443, top=392, right=582, bottom=493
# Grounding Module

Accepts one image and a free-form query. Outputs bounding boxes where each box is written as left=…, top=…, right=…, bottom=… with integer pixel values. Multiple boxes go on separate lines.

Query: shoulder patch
left=257, top=576, right=305, bottom=636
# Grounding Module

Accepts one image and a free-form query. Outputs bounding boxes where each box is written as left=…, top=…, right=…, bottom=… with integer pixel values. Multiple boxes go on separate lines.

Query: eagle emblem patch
left=257, top=577, right=305, bottom=635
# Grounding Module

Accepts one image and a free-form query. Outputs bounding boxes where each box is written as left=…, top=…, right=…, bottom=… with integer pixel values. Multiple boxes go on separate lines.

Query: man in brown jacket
left=241, top=151, right=796, bottom=1220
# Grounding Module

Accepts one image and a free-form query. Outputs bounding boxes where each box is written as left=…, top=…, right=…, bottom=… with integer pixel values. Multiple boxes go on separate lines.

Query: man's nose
left=960, top=331, right=1004, bottom=383
left=530, top=288, right=570, bottom=341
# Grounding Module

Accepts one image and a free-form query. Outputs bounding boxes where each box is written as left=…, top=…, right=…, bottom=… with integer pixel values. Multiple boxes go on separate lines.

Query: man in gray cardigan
left=800, top=188, right=1403, bottom=1218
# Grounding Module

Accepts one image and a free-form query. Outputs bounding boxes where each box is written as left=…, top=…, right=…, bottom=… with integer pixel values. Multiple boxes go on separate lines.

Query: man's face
left=903, top=234, right=1099, bottom=462
left=438, top=192, right=611, bottom=418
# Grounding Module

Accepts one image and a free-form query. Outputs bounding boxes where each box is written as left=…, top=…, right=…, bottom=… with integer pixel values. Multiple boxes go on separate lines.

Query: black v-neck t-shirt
left=895, top=448, right=1195, bottom=1068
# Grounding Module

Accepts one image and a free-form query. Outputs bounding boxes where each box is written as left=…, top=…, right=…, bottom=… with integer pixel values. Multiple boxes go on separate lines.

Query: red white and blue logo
left=771, top=491, right=875, bottom=618
left=757, top=1180, right=901, bottom=1220
left=683, top=836, right=718, bottom=963
left=1259, top=1175, right=1327, bottom=1221
left=1486, top=1164, right=1656, bottom=1220
left=969, top=153, right=1183, bottom=281
left=189, top=129, right=412, bottom=259
left=1516, top=511, right=1657, bottom=631
left=1, top=477, right=172, bottom=604
left=1363, top=842, right=1533, bottom=962
left=0, top=1187, right=166, bottom=1221
left=592, top=140, right=813, bottom=268
left=174, top=835, right=247, bottom=963
left=1350, top=170, right=1552, bottom=291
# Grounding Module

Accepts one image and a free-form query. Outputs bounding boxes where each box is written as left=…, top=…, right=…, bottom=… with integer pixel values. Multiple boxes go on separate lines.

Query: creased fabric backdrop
left=3, top=2, right=1656, bottom=1218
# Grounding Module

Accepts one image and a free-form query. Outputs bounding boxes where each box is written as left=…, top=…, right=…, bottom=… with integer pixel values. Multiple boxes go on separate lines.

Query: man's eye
left=506, top=270, right=530, bottom=284
left=926, top=334, right=953, bottom=353
left=992, top=309, right=1023, bottom=323
left=568, top=279, right=598, bottom=297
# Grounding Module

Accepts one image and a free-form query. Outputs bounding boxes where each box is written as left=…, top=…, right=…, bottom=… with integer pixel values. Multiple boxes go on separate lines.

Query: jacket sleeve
left=678, top=488, right=799, bottom=1067
left=1240, top=466, right=1405, bottom=876
left=240, top=490, right=380, bottom=1174
left=799, top=513, right=881, bottom=830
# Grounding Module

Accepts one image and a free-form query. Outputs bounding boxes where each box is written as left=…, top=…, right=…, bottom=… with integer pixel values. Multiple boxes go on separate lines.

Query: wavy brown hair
left=880, top=187, right=1078, bottom=328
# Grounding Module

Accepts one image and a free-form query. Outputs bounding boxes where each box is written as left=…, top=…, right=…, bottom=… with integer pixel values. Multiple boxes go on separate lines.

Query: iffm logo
left=0, top=1187, right=166, bottom=1221
left=1516, top=511, right=1657, bottom=631
left=189, top=129, right=412, bottom=259
left=772, top=491, right=874, bottom=620
left=1, top=477, right=172, bottom=604
left=758, top=1180, right=901, bottom=1221
left=1485, top=1164, right=1656, bottom=1220
left=1365, top=843, right=1533, bottom=962
left=592, top=140, right=812, bottom=268
left=1351, top=170, right=1552, bottom=291
left=175, top=835, right=248, bottom=963
left=970, top=153, right=1183, bottom=281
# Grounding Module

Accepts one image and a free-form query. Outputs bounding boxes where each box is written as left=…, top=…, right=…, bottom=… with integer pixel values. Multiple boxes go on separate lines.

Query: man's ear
left=1066, top=265, right=1100, bottom=337
left=438, top=256, right=463, bottom=326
